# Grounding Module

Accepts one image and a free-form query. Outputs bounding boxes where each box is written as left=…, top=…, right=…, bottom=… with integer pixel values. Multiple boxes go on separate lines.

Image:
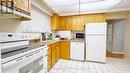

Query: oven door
left=2, top=48, right=48, bottom=73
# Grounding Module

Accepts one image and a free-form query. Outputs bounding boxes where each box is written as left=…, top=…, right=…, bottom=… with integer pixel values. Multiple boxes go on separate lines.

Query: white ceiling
left=44, top=0, right=130, bottom=16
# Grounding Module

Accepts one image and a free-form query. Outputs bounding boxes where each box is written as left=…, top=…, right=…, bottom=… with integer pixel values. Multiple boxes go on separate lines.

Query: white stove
left=0, top=33, right=48, bottom=73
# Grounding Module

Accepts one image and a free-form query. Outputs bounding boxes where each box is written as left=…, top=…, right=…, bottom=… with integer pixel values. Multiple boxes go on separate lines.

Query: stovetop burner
left=1, top=44, right=45, bottom=59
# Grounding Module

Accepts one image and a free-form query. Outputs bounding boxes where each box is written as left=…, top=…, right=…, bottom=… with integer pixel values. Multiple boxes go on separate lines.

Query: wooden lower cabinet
left=60, top=41, right=70, bottom=60
left=48, top=42, right=61, bottom=70
left=48, top=45, right=52, bottom=71
left=55, top=42, right=60, bottom=62
left=48, top=41, right=70, bottom=71
left=52, top=44, right=56, bottom=67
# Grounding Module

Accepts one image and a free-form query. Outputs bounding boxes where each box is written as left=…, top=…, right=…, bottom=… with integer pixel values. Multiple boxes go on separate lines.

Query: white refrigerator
left=85, top=22, right=107, bottom=63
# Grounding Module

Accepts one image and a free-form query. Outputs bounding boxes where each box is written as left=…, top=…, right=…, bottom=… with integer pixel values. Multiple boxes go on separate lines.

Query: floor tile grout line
left=62, top=60, right=69, bottom=73
left=49, top=58, right=130, bottom=73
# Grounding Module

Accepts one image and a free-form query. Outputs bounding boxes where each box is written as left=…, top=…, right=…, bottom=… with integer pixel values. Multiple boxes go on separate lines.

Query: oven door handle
left=2, top=48, right=46, bottom=70
left=2, top=58, right=20, bottom=70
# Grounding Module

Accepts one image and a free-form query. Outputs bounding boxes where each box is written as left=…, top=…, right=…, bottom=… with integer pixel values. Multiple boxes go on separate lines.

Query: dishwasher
left=70, top=41, right=85, bottom=61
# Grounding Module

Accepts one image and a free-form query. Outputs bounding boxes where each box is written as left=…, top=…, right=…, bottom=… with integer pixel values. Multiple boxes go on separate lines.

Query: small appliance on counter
left=40, top=33, right=53, bottom=41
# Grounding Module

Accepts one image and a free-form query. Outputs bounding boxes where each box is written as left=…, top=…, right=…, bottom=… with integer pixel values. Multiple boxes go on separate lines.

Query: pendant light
left=78, top=0, right=81, bottom=27
left=79, top=0, right=81, bottom=15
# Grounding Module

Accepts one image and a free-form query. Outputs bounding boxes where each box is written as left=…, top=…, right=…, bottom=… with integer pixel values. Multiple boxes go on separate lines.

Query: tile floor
left=49, top=58, right=130, bottom=73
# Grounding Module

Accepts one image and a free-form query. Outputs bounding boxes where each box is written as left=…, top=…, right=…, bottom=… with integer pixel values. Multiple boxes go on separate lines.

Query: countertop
left=30, top=39, right=61, bottom=46
left=30, top=39, right=85, bottom=46
left=2, top=39, right=85, bottom=59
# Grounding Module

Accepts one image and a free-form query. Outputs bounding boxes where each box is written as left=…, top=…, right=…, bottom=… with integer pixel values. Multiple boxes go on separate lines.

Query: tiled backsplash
left=52, top=31, right=85, bottom=40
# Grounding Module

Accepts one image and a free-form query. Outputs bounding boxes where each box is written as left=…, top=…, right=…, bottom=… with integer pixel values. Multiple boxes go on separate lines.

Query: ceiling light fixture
left=78, top=0, right=81, bottom=25
left=79, top=0, right=81, bottom=15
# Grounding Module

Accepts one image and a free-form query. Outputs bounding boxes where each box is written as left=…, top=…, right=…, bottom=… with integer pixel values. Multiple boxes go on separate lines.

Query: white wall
left=0, top=6, right=51, bottom=39
left=32, top=0, right=53, bottom=16
left=28, top=5, right=51, bottom=33
left=107, top=11, right=128, bottom=20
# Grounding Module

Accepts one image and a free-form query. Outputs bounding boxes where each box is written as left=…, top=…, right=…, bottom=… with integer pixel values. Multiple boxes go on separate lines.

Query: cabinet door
left=52, top=44, right=57, bottom=67
left=51, top=44, right=55, bottom=67
left=28, top=0, right=31, bottom=12
left=48, top=45, right=52, bottom=71
left=56, top=42, right=60, bottom=61
left=65, top=17, right=72, bottom=30
left=22, top=0, right=29, bottom=12
left=79, top=16, right=85, bottom=30
left=60, top=41, right=70, bottom=60
left=55, top=46, right=58, bottom=62
left=71, top=16, right=77, bottom=30
left=13, top=0, right=30, bottom=12
left=77, top=16, right=82, bottom=30
left=51, top=16, right=56, bottom=30
left=51, top=15, right=60, bottom=30
left=94, top=14, right=106, bottom=22
left=13, top=0, right=23, bottom=9
left=60, top=17, right=67, bottom=30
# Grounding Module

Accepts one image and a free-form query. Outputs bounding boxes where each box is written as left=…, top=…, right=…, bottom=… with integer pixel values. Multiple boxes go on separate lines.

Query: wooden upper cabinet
left=60, top=16, right=82, bottom=31
left=13, top=0, right=31, bottom=13
left=94, top=14, right=106, bottom=23
left=60, top=17, right=73, bottom=30
left=71, top=16, right=78, bottom=30
left=71, top=16, right=84, bottom=31
left=51, top=13, right=106, bottom=31
left=79, top=16, right=85, bottom=30
left=60, top=17, right=66, bottom=30
left=28, top=0, right=31, bottom=12
left=65, top=17, right=72, bottom=30
left=51, top=14, right=60, bottom=30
